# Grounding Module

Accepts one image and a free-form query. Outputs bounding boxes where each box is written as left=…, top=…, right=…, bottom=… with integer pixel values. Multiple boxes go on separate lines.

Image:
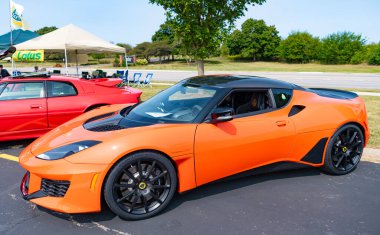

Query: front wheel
left=323, top=124, right=364, bottom=175
left=104, top=152, right=177, bottom=220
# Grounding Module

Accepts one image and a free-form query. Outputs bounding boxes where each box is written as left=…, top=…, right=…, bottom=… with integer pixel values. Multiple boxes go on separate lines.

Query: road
left=11, top=66, right=380, bottom=89
left=0, top=140, right=379, bottom=235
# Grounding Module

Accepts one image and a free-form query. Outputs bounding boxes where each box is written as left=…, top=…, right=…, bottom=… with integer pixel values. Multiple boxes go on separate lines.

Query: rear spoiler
left=87, top=78, right=123, bottom=87
left=0, top=46, right=16, bottom=60
left=309, top=88, right=358, bottom=100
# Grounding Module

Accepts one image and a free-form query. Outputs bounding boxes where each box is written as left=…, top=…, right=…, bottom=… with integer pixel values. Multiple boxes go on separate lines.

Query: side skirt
left=214, top=161, right=313, bottom=184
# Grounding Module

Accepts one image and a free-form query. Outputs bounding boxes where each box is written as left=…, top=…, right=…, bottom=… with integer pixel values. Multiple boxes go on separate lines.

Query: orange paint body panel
left=19, top=76, right=370, bottom=215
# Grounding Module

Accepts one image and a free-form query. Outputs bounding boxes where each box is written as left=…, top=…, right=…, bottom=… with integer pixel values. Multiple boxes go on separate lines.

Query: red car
left=0, top=75, right=141, bottom=141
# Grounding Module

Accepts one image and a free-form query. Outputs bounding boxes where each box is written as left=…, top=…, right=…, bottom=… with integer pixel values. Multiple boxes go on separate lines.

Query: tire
left=323, top=124, right=364, bottom=175
left=104, top=151, right=177, bottom=220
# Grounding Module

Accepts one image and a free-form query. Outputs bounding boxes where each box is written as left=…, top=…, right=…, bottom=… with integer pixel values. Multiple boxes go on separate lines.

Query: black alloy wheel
left=104, top=152, right=177, bottom=220
left=323, top=124, right=364, bottom=175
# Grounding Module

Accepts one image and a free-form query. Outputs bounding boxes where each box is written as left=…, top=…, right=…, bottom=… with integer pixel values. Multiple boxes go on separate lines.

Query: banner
left=12, top=50, right=45, bottom=62
left=10, top=0, right=27, bottom=30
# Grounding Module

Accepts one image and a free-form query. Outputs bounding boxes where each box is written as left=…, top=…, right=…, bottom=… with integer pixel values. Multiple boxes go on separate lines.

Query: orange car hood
left=29, top=104, right=196, bottom=161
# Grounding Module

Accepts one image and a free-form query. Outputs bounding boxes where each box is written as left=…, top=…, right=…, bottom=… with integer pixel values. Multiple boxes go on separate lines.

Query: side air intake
left=288, top=105, right=305, bottom=117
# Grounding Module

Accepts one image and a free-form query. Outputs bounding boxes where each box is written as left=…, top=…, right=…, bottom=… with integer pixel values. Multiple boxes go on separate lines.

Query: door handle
left=30, top=104, right=42, bottom=109
left=276, top=120, right=287, bottom=127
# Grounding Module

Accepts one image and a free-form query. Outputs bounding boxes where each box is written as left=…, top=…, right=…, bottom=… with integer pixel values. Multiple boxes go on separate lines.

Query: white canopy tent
left=15, top=24, right=126, bottom=75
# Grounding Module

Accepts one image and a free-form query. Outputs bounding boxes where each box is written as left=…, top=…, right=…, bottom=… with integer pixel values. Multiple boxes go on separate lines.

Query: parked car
left=19, top=75, right=369, bottom=220
left=0, top=75, right=141, bottom=141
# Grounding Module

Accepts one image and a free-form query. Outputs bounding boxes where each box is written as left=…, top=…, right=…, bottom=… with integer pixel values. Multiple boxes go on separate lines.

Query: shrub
left=279, top=31, right=320, bottom=63
left=226, top=55, right=244, bottom=61
left=367, top=44, right=380, bottom=65
left=319, top=32, right=365, bottom=64
left=350, top=50, right=366, bottom=64
left=99, top=59, right=112, bottom=64
left=136, top=59, right=148, bottom=65
left=113, top=58, right=120, bottom=67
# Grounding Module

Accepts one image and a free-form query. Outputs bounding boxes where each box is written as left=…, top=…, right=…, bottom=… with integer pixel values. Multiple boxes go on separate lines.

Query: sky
left=1, top=0, right=379, bottom=46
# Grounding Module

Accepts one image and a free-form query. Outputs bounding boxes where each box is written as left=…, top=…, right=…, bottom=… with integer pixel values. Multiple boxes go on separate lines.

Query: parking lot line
left=0, top=154, right=18, bottom=162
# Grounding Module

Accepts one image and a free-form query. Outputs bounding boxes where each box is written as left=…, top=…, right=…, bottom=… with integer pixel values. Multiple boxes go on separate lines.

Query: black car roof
left=184, top=75, right=301, bottom=90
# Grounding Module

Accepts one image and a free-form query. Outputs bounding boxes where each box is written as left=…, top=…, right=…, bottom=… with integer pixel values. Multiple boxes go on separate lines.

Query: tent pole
left=75, top=50, right=79, bottom=76
left=64, top=47, right=68, bottom=75
left=9, top=0, right=14, bottom=75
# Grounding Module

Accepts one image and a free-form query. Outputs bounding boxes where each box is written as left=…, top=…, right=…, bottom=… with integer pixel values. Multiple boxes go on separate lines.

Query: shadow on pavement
left=165, top=167, right=321, bottom=213
left=38, top=167, right=322, bottom=223
left=0, top=139, right=35, bottom=150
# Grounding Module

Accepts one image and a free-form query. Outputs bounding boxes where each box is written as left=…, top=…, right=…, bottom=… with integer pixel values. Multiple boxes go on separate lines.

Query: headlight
left=36, top=140, right=101, bottom=160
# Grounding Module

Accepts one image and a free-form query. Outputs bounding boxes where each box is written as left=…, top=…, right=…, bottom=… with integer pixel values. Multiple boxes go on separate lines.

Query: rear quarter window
left=272, top=89, right=292, bottom=108
left=47, top=81, right=77, bottom=97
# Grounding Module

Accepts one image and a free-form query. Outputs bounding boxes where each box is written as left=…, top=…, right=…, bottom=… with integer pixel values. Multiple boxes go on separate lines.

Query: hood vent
left=83, top=112, right=125, bottom=132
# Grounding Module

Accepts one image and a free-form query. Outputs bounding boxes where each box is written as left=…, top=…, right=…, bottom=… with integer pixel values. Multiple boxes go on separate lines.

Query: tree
left=116, top=43, right=133, bottom=54
left=226, top=29, right=244, bottom=56
left=152, top=22, right=174, bottom=44
left=318, top=32, right=365, bottom=64
left=278, top=31, right=320, bottom=63
left=34, top=26, right=58, bottom=35
left=149, top=0, right=266, bottom=75
left=146, top=41, right=173, bottom=62
left=226, top=19, right=280, bottom=61
left=241, top=19, right=280, bottom=61
left=152, top=22, right=179, bottom=60
left=131, top=42, right=152, bottom=61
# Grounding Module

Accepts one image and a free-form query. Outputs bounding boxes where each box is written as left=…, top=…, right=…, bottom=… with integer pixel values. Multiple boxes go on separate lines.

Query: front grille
left=41, top=179, right=70, bottom=197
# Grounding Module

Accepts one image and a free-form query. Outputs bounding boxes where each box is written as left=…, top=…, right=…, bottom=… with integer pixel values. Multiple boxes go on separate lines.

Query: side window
left=272, top=89, right=292, bottom=108
left=218, top=90, right=273, bottom=116
left=0, top=82, right=45, bottom=100
left=0, top=84, right=5, bottom=93
left=47, top=81, right=77, bottom=97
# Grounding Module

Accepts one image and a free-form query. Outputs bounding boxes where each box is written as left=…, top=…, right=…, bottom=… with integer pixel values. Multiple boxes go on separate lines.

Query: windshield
left=126, top=83, right=218, bottom=123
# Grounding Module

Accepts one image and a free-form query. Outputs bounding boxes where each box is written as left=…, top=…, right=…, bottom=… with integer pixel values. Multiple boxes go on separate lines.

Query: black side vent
left=288, top=105, right=305, bottom=117
left=41, top=179, right=70, bottom=197
left=301, top=137, right=328, bottom=164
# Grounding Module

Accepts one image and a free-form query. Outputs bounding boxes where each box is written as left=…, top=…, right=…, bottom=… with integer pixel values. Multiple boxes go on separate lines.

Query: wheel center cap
left=138, top=182, right=147, bottom=190
left=342, top=147, right=348, bottom=153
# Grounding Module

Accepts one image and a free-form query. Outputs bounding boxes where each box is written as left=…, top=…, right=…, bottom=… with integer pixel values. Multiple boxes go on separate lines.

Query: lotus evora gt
left=19, top=75, right=369, bottom=220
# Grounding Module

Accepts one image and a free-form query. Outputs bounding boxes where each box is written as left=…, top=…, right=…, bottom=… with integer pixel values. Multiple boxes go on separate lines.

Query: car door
left=46, top=81, right=84, bottom=128
left=194, top=89, right=296, bottom=186
left=0, top=81, right=48, bottom=134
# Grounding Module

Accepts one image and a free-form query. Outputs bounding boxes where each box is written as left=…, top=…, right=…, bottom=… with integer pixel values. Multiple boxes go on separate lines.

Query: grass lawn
left=132, top=58, right=380, bottom=73
left=362, top=96, right=380, bottom=148
left=3, top=58, right=380, bottom=73
left=139, top=85, right=380, bottom=148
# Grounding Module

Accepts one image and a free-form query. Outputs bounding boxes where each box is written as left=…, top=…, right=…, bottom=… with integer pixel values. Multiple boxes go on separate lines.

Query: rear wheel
left=104, top=152, right=177, bottom=220
left=323, top=124, right=364, bottom=175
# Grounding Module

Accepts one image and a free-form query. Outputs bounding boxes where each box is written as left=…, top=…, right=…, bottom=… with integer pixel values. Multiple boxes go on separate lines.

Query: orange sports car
left=19, top=75, right=369, bottom=220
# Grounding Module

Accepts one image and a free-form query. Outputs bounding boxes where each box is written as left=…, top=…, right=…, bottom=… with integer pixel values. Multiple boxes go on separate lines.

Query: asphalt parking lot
left=1, top=140, right=379, bottom=235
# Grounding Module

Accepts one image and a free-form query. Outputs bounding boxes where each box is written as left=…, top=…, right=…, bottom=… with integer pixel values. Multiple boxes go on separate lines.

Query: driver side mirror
left=210, top=107, right=234, bottom=124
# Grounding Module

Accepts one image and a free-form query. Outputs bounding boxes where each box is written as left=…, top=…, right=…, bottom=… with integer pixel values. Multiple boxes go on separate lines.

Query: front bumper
left=19, top=144, right=109, bottom=213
